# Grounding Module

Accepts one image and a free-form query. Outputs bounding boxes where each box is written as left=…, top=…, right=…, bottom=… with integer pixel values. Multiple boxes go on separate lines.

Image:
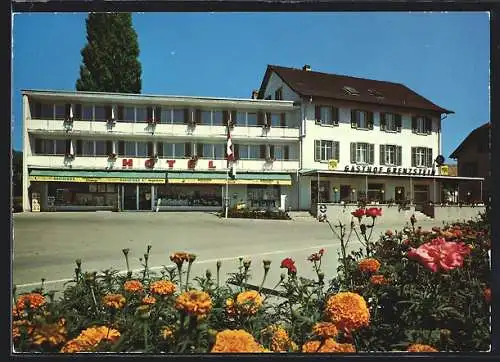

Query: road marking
left=15, top=240, right=362, bottom=289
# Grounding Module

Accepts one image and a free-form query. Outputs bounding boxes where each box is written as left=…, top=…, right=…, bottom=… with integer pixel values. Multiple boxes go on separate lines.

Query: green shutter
left=350, top=142, right=356, bottom=163
left=380, top=145, right=385, bottom=165
left=426, top=148, right=433, bottom=167
left=314, top=140, right=320, bottom=161
left=369, top=144, right=374, bottom=164
left=368, top=112, right=374, bottom=130
left=380, top=113, right=386, bottom=131
left=411, top=147, right=416, bottom=167
left=351, top=110, right=357, bottom=128
left=397, top=146, right=402, bottom=166
left=396, top=114, right=402, bottom=131
left=412, top=117, right=417, bottom=133
left=334, top=141, right=340, bottom=161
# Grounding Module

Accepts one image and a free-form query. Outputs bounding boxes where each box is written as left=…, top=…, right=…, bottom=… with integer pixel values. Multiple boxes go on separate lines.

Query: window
left=35, top=139, right=55, bottom=155
left=124, top=141, right=136, bottom=157
left=135, top=107, right=147, bottom=123
left=270, top=113, right=282, bottom=127
left=122, top=107, right=135, bottom=122
left=173, top=143, right=185, bottom=158
left=55, top=104, right=66, bottom=120
left=41, top=104, right=54, bottom=119
left=95, top=141, right=106, bottom=156
left=368, top=89, right=384, bottom=98
left=351, top=110, right=373, bottom=129
left=343, top=86, right=360, bottom=96
left=200, top=111, right=211, bottom=125
left=81, top=140, right=94, bottom=156
left=161, top=109, right=172, bottom=124
left=238, top=145, right=249, bottom=159
left=380, top=113, right=401, bottom=132
left=414, top=185, right=429, bottom=204
left=249, top=145, right=260, bottom=159
left=314, top=140, right=340, bottom=162
left=247, top=113, right=258, bottom=126
left=137, top=142, right=148, bottom=157
left=412, top=116, right=432, bottom=134
left=367, top=183, right=384, bottom=202
left=162, top=143, right=174, bottom=157
left=214, top=144, right=224, bottom=159
left=94, top=106, right=107, bottom=121
left=411, top=147, right=433, bottom=167
left=212, top=111, right=224, bottom=126
left=172, top=109, right=185, bottom=124
left=380, top=145, right=402, bottom=166
left=350, top=142, right=374, bottom=164
left=82, top=105, right=93, bottom=121
left=234, top=112, right=246, bottom=126
left=274, top=88, right=283, bottom=100
left=202, top=144, right=213, bottom=158
left=311, top=180, right=331, bottom=203
left=315, top=106, right=338, bottom=126
left=55, top=140, right=67, bottom=155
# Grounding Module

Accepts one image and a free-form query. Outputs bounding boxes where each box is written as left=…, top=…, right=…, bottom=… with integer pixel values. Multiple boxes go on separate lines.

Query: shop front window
left=367, top=183, right=384, bottom=203
left=47, top=183, right=118, bottom=208
left=247, top=185, right=280, bottom=209
left=414, top=184, right=429, bottom=204
left=156, top=185, right=222, bottom=207
left=310, top=180, right=330, bottom=204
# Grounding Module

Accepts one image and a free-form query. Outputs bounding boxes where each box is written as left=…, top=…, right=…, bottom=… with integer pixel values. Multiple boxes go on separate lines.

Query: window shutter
left=231, top=110, right=237, bottom=125
left=118, top=141, right=125, bottom=155
left=411, top=147, right=416, bottom=167
left=369, top=144, right=374, bottom=164
left=314, top=140, right=320, bottom=161
left=396, top=114, right=402, bottom=132
left=380, top=113, right=386, bottom=131
left=426, top=148, right=433, bottom=167
left=380, top=145, right=385, bottom=165
left=351, top=110, right=357, bottom=128
left=154, top=107, right=161, bottom=122
left=76, top=140, right=82, bottom=155
left=196, top=143, right=203, bottom=157
left=157, top=142, right=164, bottom=157
left=257, top=112, right=264, bottom=126
left=334, top=141, right=340, bottom=161
left=65, top=104, right=71, bottom=119
left=412, top=117, right=417, bottom=133
left=223, top=110, right=229, bottom=126
left=269, top=145, right=275, bottom=158
left=333, top=107, right=339, bottom=125
left=280, top=113, right=286, bottom=127
left=315, top=106, right=321, bottom=124
left=367, top=112, right=374, bottom=130
left=74, top=104, right=82, bottom=120
left=105, top=141, right=113, bottom=155
left=425, top=117, right=432, bottom=134
left=234, top=144, right=240, bottom=160
left=397, top=146, right=402, bottom=166
left=147, top=107, right=153, bottom=122
left=183, top=109, right=189, bottom=124
left=260, top=145, right=267, bottom=159
left=350, top=142, right=357, bottom=163
left=284, top=145, right=290, bottom=160
left=118, top=106, right=124, bottom=120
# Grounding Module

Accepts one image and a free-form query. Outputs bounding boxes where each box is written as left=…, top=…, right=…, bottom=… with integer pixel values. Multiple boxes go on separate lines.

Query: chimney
left=302, top=64, right=311, bottom=71
left=251, top=90, right=259, bottom=99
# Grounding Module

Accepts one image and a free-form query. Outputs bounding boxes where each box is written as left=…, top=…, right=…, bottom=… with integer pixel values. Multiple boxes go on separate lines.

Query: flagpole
left=225, top=164, right=229, bottom=219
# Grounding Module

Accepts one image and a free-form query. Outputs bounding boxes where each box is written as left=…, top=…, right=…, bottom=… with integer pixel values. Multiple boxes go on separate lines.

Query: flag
left=69, top=140, right=74, bottom=156
left=111, top=106, right=115, bottom=120
left=69, top=104, right=74, bottom=120
left=226, top=125, right=234, bottom=166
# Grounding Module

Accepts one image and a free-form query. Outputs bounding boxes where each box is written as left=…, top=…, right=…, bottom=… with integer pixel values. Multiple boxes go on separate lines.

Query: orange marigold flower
left=225, top=298, right=238, bottom=317
left=124, top=280, right=144, bottom=293
left=102, top=294, right=126, bottom=309
left=60, top=326, right=120, bottom=353
left=269, top=326, right=294, bottom=352
left=31, top=319, right=67, bottom=346
left=484, top=288, right=491, bottom=304
left=358, top=258, right=381, bottom=273
left=211, top=329, right=266, bottom=353
left=236, top=290, right=263, bottom=315
left=170, top=252, right=190, bottom=266
left=161, top=327, right=174, bottom=340
left=312, top=322, right=338, bottom=338
left=150, top=280, right=176, bottom=296
left=16, top=293, right=46, bottom=311
left=325, top=292, right=370, bottom=331
left=12, top=320, right=34, bottom=340
left=175, top=290, right=212, bottom=318
left=370, top=274, right=389, bottom=285
left=142, top=296, right=157, bottom=305
left=302, top=338, right=356, bottom=353
left=407, top=344, right=438, bottom=352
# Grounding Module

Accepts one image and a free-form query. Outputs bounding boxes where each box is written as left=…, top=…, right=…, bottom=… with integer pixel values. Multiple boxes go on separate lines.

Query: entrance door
left=139, top=185, right=152, bottom=210
left=395, top=187, right=405, bottom=202
left=123, top=184, right=137, bottom=210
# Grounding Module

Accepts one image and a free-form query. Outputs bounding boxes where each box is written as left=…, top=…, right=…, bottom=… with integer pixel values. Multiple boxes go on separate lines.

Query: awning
left=28, top=169, right=167, bottom=184
left=167, top=172, right=292, bottom=186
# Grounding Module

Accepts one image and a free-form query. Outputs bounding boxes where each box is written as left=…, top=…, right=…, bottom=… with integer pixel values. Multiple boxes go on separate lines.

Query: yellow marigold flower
left=270, top=326, right=294, bottom=352
left=16, top=293, right=46, bottom=311
left=236, top=290, right=263, bottom=315
left=211, top=329, right=266, bottom=353
left=302, top=338, right=356, bottom=353
left=407, top=344, right=438, bottom=352
left=12, top=320, right=34, bottom=340
left=61, top=326, right=120, bottom=353
left=102, top=294, right=126, bottom=309
left=325, top=292, right=370, bottom=331
left=161, top=327, right=174, bottom=340
left=358, top=258, right=381, bottom=273
left=124, top=280, right=144, bottom=293
left=312, top=322, right=338, bottom=338
left=150, top=280, right=176, bottom=296
left=225, top=298, right=237, bottom=317
left=31, top=319, right=67, bottom=346
left=142, top=296, right=157, bottom=305
left=60, top=339, right=88, bottom=353
left=175, top=290, right=212, bottom=318
left=370, top=274, right=389, bottom=285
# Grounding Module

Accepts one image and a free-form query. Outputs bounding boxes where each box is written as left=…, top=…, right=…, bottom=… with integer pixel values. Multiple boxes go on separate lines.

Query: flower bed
left=12, top=211, right=490, bottom=353
left=218, top=208, right=291, bottom=220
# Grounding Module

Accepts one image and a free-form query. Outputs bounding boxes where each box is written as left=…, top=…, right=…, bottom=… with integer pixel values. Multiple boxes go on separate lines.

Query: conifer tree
left=76, top=13, right=142, bottom=93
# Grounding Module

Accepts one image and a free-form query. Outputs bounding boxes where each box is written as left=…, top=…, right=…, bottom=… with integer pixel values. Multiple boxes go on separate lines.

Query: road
left=12, top=212, right=441, bottom=296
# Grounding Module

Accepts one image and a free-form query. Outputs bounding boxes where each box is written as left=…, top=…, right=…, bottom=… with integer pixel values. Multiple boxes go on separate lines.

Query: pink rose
left=366, top=207, right=382, bottom=218
left=407, top=237, right=471, bottom=272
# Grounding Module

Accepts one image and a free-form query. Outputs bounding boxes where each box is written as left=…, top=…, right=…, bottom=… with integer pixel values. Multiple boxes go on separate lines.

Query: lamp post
left=351, top=188, right=356, bottom=203
left=381, top=189, right=385, bottom=203
left=334, top=187, right=338, bottom=203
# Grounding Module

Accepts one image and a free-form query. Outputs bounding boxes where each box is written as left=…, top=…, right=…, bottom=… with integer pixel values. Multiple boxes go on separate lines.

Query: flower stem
left=143, top=323, right=149, bottom=352
left=177, top=265, right=183, bottom=291
left=185, top=262, right=193, bottom=292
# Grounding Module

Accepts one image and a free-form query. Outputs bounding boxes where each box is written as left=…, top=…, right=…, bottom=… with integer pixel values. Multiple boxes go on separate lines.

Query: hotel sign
left=344, top=165, right=436, bottom=176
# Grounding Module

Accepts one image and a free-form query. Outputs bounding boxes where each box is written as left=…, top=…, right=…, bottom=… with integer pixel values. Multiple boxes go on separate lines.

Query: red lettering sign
left=122, top=159, right=133, bottom=168
left=208, top=160, right=216, bottom=169
left=187, top=159, right=196, bottom=169
left=166, top=160, right=176, bottom=168
left=145, top=159, right=154, bottom=168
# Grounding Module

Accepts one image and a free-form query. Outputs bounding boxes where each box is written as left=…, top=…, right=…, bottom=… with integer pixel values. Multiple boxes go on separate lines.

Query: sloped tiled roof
left=449, top=122, right=490, bottom=159
left=258, top=65, right=453, bottom=114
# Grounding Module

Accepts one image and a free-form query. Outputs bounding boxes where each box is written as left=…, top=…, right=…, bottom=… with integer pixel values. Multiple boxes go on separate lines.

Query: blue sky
left=12, top=12, right=490, bottom=162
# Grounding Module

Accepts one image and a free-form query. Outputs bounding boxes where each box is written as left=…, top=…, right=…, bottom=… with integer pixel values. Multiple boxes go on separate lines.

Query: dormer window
left=343, top=86, right=360, bottom=96
left=368, top=89, right=384, bottom=98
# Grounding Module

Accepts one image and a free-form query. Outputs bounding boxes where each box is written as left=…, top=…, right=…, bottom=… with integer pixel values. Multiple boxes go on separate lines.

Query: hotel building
left=22, top=64, right=484, bottom=214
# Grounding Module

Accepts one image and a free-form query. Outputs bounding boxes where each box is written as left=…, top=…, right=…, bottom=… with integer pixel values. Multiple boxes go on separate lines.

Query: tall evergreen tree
left=76, top=13, right=142, bottom=93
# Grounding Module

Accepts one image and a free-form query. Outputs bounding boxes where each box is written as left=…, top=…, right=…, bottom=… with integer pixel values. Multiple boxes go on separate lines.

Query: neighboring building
left=22, top=64, right=485, bottom=212
left=449, top=122, right=490, bottom=203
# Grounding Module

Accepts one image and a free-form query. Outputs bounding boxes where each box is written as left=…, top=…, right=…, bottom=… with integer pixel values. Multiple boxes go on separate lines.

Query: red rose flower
left=319, top=248, right=325, bottom=256
left=280, top=258, right=297, bottom=274
left=365, top=207, right=382, bottom=218
left=407, top=237, right=471, bottom=272
left=484, top=288, right=491, bottom=304
left=351, top=208, right=366, bottom=219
